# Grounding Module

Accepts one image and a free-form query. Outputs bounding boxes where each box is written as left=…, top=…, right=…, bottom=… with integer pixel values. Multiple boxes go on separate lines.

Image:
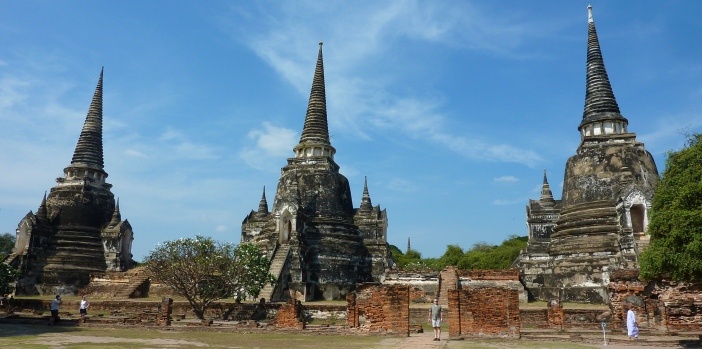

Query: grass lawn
left=0, top=324, right=400, bottom=349
left=0, top=324, right=613, bottom=349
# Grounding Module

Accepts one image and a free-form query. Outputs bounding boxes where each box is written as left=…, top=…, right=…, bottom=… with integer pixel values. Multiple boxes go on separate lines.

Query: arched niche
left=624, top=191, right=651, bottom=239
left=278, top=210, right=294, bottom=245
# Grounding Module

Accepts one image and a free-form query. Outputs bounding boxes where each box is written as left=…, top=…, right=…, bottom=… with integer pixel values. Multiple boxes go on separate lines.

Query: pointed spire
left=580, top=5, right=627, bottom=131
left=359, top=176, right=373, bottom=212
left=109, top=197, right=121, bottom=227
left=293, top=43, right=336, bottom=160
left=71, top=67, right=105, bottom=171
left=407, top=237, right=411, bottom=254
left=257, top=186, right=269, bottom=216
left=300, top=42, right=330, bottom=146
left=540, top=170, right=556, bottom=207
left=36, top=192, right=48, bottom=220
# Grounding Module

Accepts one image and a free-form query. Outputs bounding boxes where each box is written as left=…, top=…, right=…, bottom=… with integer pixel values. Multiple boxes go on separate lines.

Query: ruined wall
left=447, top=286, right=520, bottom=338
left=438, top=267, right=458, bottom=306
left=459, top=269, right=527, bottom=303
left=656, top=282, right=702, bottom=331
left=383, top=271, right=438, bottom=304
left=347, top=284, right=409, bottom=336
left=272, top=299, right=305, bottom=329
left=609, top=269, right=702, bottom=332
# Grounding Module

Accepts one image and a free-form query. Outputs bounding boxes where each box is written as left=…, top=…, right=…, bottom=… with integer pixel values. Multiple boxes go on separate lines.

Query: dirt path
left=373, top=331, right=447, bottom=349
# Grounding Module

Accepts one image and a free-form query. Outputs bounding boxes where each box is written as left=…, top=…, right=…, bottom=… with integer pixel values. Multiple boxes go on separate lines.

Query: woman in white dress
left=626, top=305, right=639, bottom=339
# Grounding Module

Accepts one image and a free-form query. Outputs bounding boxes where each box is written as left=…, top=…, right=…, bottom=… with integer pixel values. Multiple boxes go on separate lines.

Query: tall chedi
left=242, top=43, right=390, bottom=301
left=516, top=6, right=659, bottom=303
left=8, top=69, right=134, bottom=295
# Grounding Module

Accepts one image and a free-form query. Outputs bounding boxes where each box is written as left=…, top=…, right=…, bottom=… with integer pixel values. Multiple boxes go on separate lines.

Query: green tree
left=0, top=233, right=15, bottom=257
left=391, top=247, right=426, bottom=269
left=434, top=244, right=464, bottom=269
left=457, top=236, right=527, bottom=270
left=144, top=236, right=274, bottom=319
left=640, top=134, right=702, bottom=281
left=0, top=264, right=18, bottom=296
left=0, top=233, right=18, bottom=295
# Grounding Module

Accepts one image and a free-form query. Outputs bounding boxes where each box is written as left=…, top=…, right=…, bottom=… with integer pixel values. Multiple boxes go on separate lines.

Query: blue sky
left=1, top=1, right=701, bottom=261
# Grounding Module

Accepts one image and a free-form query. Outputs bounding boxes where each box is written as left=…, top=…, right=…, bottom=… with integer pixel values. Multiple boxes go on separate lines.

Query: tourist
left=626, top=305, right=639, bottom=339
left=428, top=298, right=443, bottom=341
left=79, top=296, right=90, bottom=323
left=48, top=295, right=61, bottom=325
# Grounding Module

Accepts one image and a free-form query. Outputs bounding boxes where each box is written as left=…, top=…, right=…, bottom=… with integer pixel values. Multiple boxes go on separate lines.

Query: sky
left=1, top=1, right=701, bottom=262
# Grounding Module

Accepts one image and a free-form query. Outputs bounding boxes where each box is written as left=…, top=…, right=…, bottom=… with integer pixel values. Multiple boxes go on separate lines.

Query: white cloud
left=154, top=127, right=219, bottom=160
left=124, top=149, right=149, bottom=158
left=215, top=225, right=228, bottom=233
left=0, top=77, right=30, bottom=110
left=494, top=176, right=519, bottom=183
left=239, top=122, right=297, bottom=171
left=221, top=0, right=543, bottom=167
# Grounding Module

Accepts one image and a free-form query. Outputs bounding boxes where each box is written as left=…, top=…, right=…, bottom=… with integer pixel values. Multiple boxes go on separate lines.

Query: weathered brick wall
left=409, top=307, right=447, bottom=325
left=156, top=297, right=172, bottom=326
left=458, top=269, right=526, bottom=302
left=563, top=308, right=610, bottom=329
left=272, top=299, right=305, bottom=329
left=609, top=269, right=659, bottom=331
left=347, top=293, right=358, bottom=327
left=448, top=286, right=520, bottom=338
left=9, top=298, right=279, bottom=321
left=384, top=271, right=438, bottom=304
left=657, top=282, right=702, bottom=331
left=459, top=269, right=520, bottom=281
left=547, top=300, right=563, bottom=329
left=438, top=267, right=458, bottom=306
left=520, top=309, right=548, bottom=328
left=347, top=284, right=409, bottom=336
left=608, top=269, right=702, bottom=332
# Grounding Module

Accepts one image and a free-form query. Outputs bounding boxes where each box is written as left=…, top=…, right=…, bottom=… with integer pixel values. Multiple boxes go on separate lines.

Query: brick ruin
left=608, top=269, right=702, bottom=332
left=6, top=69, right=135, bottom=296
left=240, top=43, right=390, bottom=302
left=514, top=5, right=659, bottom=304
left=384, top=267, right=526, bottom=306
left=272, top=299, right=305, bottom=329
left=346, top=270, right=524, bottom=338
left=447, top=275, right=521, bottom=338
left=346, top=284, right=410, bottom=335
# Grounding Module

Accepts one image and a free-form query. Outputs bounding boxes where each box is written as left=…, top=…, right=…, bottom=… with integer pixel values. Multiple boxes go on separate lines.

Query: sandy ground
left=7, top=332, right=696, bottom=349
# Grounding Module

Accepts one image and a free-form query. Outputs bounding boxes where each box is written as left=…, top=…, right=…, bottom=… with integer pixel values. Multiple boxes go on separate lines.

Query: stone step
left=259, top=245, right=291, bottom=301
left=114, top=275, right=150, bottom=298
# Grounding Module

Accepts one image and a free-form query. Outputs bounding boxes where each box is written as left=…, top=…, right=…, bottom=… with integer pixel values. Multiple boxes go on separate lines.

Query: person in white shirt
left=79, top=296, right=90, bottom=323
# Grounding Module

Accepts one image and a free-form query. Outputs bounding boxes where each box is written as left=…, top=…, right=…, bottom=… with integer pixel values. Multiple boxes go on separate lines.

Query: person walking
left=626, top=305, right=639, bottom=339
left=79, top=296, right=90, bottom=323
left=428, top=298, right=443, bottom=341
left=48, top=295, right=61, bottom=325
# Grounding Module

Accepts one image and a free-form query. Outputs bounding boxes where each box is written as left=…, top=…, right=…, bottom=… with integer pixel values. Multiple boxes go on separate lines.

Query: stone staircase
left=114, top=274, right=150, bottom=299
left=44, top=229, right=106, bottom=271
left=258, top=244, right=290, bottom=301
